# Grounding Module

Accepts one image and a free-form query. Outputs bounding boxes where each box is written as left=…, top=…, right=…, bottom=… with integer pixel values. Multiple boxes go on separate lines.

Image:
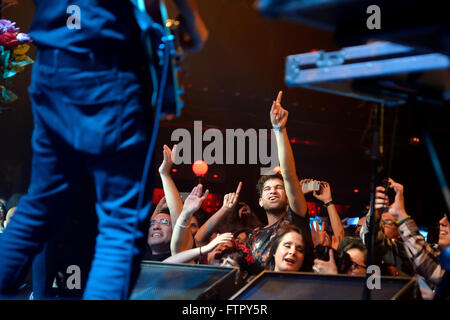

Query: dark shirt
left=142, top=245, right=171, bottom=262
left=30, top=0, right=142, bottom=55
left=246, top=208, right=311, bottom=270
left=381, top=238, right=415, bottom=277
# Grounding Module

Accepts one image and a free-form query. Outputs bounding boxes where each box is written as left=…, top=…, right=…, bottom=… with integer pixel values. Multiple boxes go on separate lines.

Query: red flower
left=0, top=31, right=19, bottom=48
left=234, top=242, right=255, bottom=266
left=244, top=254, right=255, bottom=265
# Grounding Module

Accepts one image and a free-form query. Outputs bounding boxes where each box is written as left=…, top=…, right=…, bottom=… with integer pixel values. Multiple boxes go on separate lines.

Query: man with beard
left=246, top=91, right=313, bottom=271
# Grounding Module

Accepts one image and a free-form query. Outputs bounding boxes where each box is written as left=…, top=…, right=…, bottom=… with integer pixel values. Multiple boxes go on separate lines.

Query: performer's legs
left=83, top=145, right=152, bottom=300
left=0, top=50, right=153, bottom=299
left=80, top=69, right=153, bottom=300
left=0, top=79, right=82, bottom=296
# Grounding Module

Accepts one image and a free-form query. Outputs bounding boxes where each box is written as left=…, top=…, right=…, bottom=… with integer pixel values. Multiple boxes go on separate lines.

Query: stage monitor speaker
left=231, top=271, right=418, bottom=300
left=130, top=260, right=242, bottom=300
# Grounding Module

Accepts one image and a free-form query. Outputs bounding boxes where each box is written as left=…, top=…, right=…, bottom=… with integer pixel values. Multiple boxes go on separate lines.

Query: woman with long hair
left=265, top=225, right=314, bottom=272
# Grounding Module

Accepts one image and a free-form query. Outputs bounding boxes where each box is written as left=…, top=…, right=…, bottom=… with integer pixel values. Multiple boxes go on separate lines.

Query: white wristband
left=176, top=222, right=188, bottom=229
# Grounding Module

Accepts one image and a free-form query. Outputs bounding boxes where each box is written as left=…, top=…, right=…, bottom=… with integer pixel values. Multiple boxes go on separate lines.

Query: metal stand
left=362, top=103, right=383, bottom=300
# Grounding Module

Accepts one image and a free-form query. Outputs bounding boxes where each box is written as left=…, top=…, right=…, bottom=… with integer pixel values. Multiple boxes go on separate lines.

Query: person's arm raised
left=171, top=184, right=208, bottom=254
left=313, top=182, right=344, bottom=245
left=270, top=91, right=307, bottom=217
left=195, top=182, right=242, bottom=246
left=159, top=144, right=183, bottom=228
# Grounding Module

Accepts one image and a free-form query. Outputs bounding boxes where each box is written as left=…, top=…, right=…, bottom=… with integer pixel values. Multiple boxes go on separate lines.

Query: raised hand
left=388, top=178, right=408, bottom=218
left=238, top=201, right=252, bottom=219
left=158, top=144, right=177, bottom=176
left=182, top=184, right=209, bottom=215
left=313, top=181, right=333, bottom=204
left=222, top=181, right=242, bottom=211
left=202, top=232, right=234, bottom=253
left=300, top=179, right=314, bottom=194
left=313, top=249, right=338, bottom=274
left=270, top=91, right=288, bottom=129
left=310, top=220, right=329, bottom=247
left=375, top=178, right=407, bottom=220
left=154, top=196, right=167, bottom=213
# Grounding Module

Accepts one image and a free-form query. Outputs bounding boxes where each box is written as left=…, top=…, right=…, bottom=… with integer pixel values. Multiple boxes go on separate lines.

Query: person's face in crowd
left=355, top=216, right=365, bottom=237
left=189, top=216, right=199, bottom=236
left=219, top=253, right=239, bottom=268
left=346, top=248, right=367, bottom=276
left=218, top=252, right=250, bottom=280
left=207, top=238, right=234, bottom=265
left=381, top=212, right=400, bottom=240
left=3, top=207, right=17, bottom=229
left=438, top=214, right=450, bottom=247
left=274, top=231, right=305, bottom=272
left=148, top=213, right=172, bottom=249
left=235, top=232, right=248, bottom=246
left=259, top=178, right=288, bottom=213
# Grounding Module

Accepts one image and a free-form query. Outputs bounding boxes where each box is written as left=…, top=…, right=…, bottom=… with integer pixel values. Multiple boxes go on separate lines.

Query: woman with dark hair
left=233, top=228, right=253, bottom=247
left=265, top=225, right=314, bottom=272
left=313, top=236, right=367, bottom=275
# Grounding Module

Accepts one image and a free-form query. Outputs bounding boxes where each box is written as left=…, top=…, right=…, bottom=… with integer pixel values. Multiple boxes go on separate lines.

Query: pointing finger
left=236, top=181, right=243, bottom=195
left=276, top=91, right=283, bottom=104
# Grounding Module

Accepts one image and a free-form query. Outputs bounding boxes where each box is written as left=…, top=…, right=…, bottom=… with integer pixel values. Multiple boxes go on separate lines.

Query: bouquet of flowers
left=0, top=18, right=33, bottom=110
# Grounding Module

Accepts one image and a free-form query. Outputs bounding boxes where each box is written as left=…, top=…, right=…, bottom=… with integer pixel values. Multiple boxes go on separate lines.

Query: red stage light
left=213, top=174, right=219, bottom=179
left=192, top=160, right=208, bottom=176
left=353, top=189, right=359, bottom=193
left=171, top=168, right=177, bottom=173
left=410, top=137, right=420, bottom=145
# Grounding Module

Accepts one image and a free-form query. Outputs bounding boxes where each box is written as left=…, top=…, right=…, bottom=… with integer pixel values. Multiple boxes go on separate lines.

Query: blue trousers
left=0, top=49, right=153, bottom=299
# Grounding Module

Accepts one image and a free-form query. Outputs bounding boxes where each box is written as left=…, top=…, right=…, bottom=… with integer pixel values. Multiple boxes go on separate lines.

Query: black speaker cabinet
left=130, top=261, right=243, bottom=300
left=231, top=271, right=418, bottom=300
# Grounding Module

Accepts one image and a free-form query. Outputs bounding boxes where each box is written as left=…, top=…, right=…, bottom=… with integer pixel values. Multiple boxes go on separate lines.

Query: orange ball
left=192, top=160, right=208, bottom=176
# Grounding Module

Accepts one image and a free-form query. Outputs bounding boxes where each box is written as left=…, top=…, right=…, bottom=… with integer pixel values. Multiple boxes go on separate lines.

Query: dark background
left=1, top=0, right=448, bottom=234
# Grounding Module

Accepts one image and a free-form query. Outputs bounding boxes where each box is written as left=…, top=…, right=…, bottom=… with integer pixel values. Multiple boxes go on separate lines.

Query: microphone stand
left=362, top=103, right=384, bottom=300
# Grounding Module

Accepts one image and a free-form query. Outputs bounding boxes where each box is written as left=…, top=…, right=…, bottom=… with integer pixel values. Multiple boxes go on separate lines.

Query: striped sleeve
left=398, top=219, right=444, bottom=286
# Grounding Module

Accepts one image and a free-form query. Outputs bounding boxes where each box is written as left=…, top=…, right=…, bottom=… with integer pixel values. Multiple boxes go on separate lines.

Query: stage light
left=353, top=189, right=359, bottom=193
left=213, top=174, right=219, bottom=179
left=192, top=160, right=208, bottom=177
left=171, top=168, right=178, bottom=173
left=410, top=137, right=420, bottom=145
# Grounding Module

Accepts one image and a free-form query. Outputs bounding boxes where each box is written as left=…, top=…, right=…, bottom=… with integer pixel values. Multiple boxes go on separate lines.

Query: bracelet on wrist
left=176, top=222, right=188, bottom=229
left=396, top=216, right=411, bottom=226
left=323, top=200, right=335, bottom=207
left=272, top=125, right=284, bottom=131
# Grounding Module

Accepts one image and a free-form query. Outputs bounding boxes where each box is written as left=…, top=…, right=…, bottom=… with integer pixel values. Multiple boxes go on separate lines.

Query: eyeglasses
left=350, top=261, right=367, bottom=271
left=150, top=218, right=170, bottom=226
